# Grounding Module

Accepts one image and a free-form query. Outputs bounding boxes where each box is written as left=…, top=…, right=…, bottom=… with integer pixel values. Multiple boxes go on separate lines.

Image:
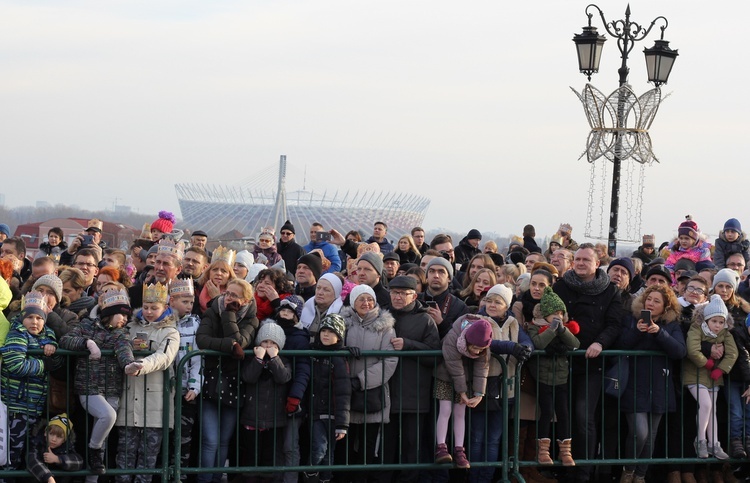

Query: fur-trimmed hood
left=132, top=307, right=179, bottom=329
left=719, top=230, right=748, bottom=244
left=340, top=304, right=395, bottom=334
left=690, top=302, right=735, bottom=330
left=631, top=296, right=679, bottom=325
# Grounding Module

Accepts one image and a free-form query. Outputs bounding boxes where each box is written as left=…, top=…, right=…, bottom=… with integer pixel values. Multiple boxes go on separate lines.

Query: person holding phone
left=303, top=223, right=341, bottom=274
left=60, top=219, right=106, bottom=267
left=617, top=285, right=686, bottom=482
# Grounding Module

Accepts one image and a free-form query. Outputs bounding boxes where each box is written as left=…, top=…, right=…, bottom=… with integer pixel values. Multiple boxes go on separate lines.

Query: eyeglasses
left=75, top=262, right=97, bottom=269
left=259, top=238, right=273, bottom=243
left=390, top=290, right=415, bottom=298
left=686, top=286, right=706, bottom=295
left=727, top=263, right=745, bottom=269
left=280, top=231, right=293, bottom=236
left=223, top=291, right=243, bottom=300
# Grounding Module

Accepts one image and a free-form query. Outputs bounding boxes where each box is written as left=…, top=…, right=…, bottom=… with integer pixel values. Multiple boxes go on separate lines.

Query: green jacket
left=683, top=305, right=738, bottom=388
left=526, top=304, right=580, bottom=386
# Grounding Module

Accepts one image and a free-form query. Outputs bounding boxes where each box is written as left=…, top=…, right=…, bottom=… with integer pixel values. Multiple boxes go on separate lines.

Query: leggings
left=436, top=400, right=467, bottom=447
left=688, top=384, right=719, bottom=445
left=80, top=394, right=120, bottom=449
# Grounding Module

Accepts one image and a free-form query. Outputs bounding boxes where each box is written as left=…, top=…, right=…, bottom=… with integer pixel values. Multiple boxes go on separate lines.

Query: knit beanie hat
left=703, top=294, right=729, bottom=321
left=465, top=318, right=492, bottom=347
left=0, top=223, right=10, bottom=238
left=235, top=250, right=254, bottom=269
left=350, top=284, right=377, bottom=305
left=320, top=313, right=346, bottom=341
left=320, top=273, right=343, bottom=299
left=141, top=244, right=159, bottom=263
left=278, top=295, right=304, bottom=321
left=280, top=220, right=295, bottom=235
left=426, top=257, right=453, bottom=279
left=359, top=252, right=384, bottom=275
left=486, top=284, right=513, bottom=308
left=712, top=268, right=740, bottom=292
left=151, top=211, right=176, bottom=234
left=678, top=215, right=699, bottom=240
left=33, top=275, right=63, bottom=302
left=539, top=286, right=567, bottom=318
left=724, top=218, right=742, bottom=233
left=256, top=321, right=286, bottom=349
left=642, top=234, right=655, bottom=247
left=696, top=260, right=717, bottom=272
left=645, top=265, right=672, bottom=285
left=467, top=229, right=482, bottom=241
left=21, top=291, right=48, bottom=321
left=297, top=253, right=323, bottom=281
left=47, top=413, right=72, bottom=440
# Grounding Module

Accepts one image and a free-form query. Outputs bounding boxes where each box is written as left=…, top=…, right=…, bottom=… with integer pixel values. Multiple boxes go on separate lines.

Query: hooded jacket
left=526, top=305, right=580, bottom=386
left=436, top=317, right=491, bottom=397
left=683, top=304, right=738, bottom=388
left=453, top=236, right=481, bottom=272
left=240, top=352, right=292, bottom=429
left=713, top=231, right=750, bottom=269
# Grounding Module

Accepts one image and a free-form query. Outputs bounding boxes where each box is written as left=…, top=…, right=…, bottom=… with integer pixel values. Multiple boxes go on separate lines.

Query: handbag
left=603, top=356, right=629, bottom=399
left=350, top=385, right=384, bottom=413
left=475, top=375, right=502, bottom=412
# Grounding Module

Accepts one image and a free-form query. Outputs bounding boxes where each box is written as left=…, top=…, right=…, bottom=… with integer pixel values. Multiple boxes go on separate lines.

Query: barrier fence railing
left=1, top=348, right=745, bottom=482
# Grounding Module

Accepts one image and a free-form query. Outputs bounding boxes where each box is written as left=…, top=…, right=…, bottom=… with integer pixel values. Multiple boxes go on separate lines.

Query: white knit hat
left=704, top=294, right=729, bottom=321
left=350, top=284, right=377, bottom=305
left=486, top=284, right=513, bottom=308
left=712, top=268, right=740, bottom=293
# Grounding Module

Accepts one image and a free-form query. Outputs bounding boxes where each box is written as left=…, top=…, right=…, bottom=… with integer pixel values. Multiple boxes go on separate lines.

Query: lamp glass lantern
left=644, top=39, right=679, bottom=86
left=573, top=26, right=607, bottom=79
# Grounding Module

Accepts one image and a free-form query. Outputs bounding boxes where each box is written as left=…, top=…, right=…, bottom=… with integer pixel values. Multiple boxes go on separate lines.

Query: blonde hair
left=227, top=279, right=254, bottom=301
left=198, top=260, right=237, bottom=288
left=397, top=235, right=421, bottom=258
left=459, top=268, right=497, bottom=299
left=483, top=241, right=498, bottom=253
left=501, top=263, right=526, bottom=285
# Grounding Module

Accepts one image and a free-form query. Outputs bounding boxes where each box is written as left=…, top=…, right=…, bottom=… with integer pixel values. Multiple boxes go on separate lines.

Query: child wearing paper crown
left=26, top=413, right=85, bottom=483
left=239, top=321, right=292, bottom=476
left=59, top=284, right=136, bottom=476
left=684, top=294, right=738, bottom=459
left=0, top=291, right=62, bottom=471
left=434, top=317, right=492, bottom=469
left=168, top=278, right=203, bottom=479
left=526, top=286, right=579, bottom=466
left=305, top=314, right=351, bottom=483
left=114, top=282, right=180, bottom=483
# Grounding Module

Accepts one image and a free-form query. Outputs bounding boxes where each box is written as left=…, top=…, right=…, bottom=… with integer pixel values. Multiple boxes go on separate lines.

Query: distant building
left=13, top=217, right=140, bottom=255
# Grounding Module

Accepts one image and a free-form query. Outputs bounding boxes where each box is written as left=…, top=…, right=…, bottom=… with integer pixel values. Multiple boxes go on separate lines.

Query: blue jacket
left=302, top=241, right=342, bottom=274
left=365, top=236, right=395, bottom=254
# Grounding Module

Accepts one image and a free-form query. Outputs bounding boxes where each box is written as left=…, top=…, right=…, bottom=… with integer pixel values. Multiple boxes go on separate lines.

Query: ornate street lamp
left=571, top=4, right=678, bottom=256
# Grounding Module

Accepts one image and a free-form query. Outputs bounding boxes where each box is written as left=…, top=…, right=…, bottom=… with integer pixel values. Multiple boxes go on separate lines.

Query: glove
left=231, top=341, right=245, bottom=360
left=125, top=362, right=144, bottom=376
left=710, top=368, right=724, bottom=381
left=347, top=346, right=361, bottom=358
left=86, top=340, right=101, bottom=360
left=511, top=343, right=532, bottom=363
left=351, top=377, right=362, bottom=392
left=704, top=358, right=715, bottom=370
left=225, top=301, right=241, bottom=313
left=549, top=317, right=562, bottom=333
left=286, top=397, right=301, bottom=414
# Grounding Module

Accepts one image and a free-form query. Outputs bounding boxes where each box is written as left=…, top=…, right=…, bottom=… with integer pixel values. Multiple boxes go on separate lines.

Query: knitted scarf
left=561, top=268, right=611, bottom=296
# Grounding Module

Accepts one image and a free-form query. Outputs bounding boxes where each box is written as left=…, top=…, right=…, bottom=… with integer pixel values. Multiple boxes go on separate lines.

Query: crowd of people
left=1, top=213, right=750, bottom=483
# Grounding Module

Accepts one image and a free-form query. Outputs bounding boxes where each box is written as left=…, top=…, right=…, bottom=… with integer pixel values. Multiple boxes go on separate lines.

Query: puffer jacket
left=60, top=316, right=135, bottom=397
left=240, top=354, right=292, bottom=429
left=713, top=231, right=750, bottom=269
left=526, top=305, right=580, bottom=386
left=309, top=336, right=351, bottom=430
left=436, top=317, right=490, bottom=397
left=115, top=309, right=180, bottom=429
left=0, top=319, right=60, bottom=415
left=341, top=305, right=397, bottom=424
left=618, top=299, right=686, bottom=413
left=683, top=305, right=738, bottom=388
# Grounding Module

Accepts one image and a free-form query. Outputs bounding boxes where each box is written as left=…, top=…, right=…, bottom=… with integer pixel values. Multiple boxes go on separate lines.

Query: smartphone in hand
left=641, top=309, right=652, bottom=325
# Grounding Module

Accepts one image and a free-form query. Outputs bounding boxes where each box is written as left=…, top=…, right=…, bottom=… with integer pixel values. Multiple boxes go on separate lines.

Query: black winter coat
left=309, top=345, right=351, bottom=430
left=277, top=240, right=307, bottom=276
left=240, top=354, right=291, bottom=428
left=454, top=237, right=481, bottom=272
left=729, top=324, right=750, bottom=384
left=197, top=297, right=259, bottom=378
left=420, top=289, right=470, bottom=340
left=388, top=301, right=440, bottom=413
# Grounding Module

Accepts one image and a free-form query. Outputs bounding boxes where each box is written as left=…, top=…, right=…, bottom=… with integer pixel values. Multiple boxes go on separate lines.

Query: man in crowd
left=383, top=252, right=400, bottom=283
left=550, top=248, right=573, bottom=275
left=553, top=243, right=622, bottom=482
left=72, top=248, right=101, bottom=296
left=524, top=252, right=546, bottom=274
left=357, top=252, right=391, bottom=307
left=411, top=226, right=429, bottom=255
left=644, top=265, right=672, bottom=288
left=102, top=248, right=127, bottom=269
left=304, top=222, right=342, bottom=273
left=20, top=256, right=57, bottom=295
left=420, top=257, right=469, bottom=339
left=1, top=236, right=32, bottom=286
left=276, top=220, right=306, bottom=276
left=294, top=253, right=322, bottom=301
left=60, top=218, right=106, bottom=266
left=128, top=239, right=182, bottom=307
left=453, top=229, right=482, bottom=271
left=190, top=230, right=212, bottom=258
left=607, top=257, right=635, bottom=312
left=366, top=221, right=394, bottom=254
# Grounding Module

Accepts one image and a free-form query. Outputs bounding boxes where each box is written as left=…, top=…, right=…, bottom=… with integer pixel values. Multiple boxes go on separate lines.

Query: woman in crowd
left=36, top=227, right=67, bottom=261
left=458, top=268, right=496, bottom=310
left=511, top=269, right=554, bottom=328
left=252, top=229, right=283, bottom=268
left=460, top=254, right=497, bottom=290
left=300, top=273, right=344, bottom=340
left=405, top=266, right=427, bottom=293
left=711, top=268, right=750, bottom=323
left=394, top=235, right=422, bottom=266
left=197, top=259, right=237, bottom=313
left=253, top=267, right=293, bottom=321
left=59, top=267, right=97, bottom=319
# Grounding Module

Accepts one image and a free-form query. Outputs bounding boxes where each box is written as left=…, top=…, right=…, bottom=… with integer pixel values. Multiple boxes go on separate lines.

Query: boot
left=453, top=446, right=470, bottom=469
left=88, top=447, right=105, bottom=475
left=722, top=462, right=740, bottom=483
left=537, top=438, right=553, bottom=465
left=730, top=437, right=747, bottom=459
left=666, top=470, right=681, bottom=483
left=435, top=443, right=452, bottom=464
left=557, top=438, right=575, bottom=466
left=619, top=470, right=634, bottom=483
left=680, top=472, right=697, bottom=483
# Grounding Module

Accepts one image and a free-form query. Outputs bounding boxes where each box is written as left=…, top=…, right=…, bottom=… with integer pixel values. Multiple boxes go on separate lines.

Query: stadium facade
left=175, top=156, right=430, bottom=243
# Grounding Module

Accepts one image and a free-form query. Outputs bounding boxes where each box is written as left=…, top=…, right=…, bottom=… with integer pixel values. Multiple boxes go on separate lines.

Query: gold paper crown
left=87, top=219, right=104, bottom=232
left=558, top=223, right=572, bottom=234
left=101, top=288, right=130, bottom=309
left=143, top=282, right=169, bottom=304
left=169, top=278, right=194, bottom=297
left=22, top=291, right=47, bottom=312
left=211, top=245, right=236, bottom=265
left=550, top=234, right=564, bottom=246
left=140, top=223, right=152, bottom=239
left=157, top=238, right=184, bottom=260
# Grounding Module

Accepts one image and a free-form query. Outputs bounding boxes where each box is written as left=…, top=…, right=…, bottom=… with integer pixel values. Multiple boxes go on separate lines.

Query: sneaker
left=453, top=446, right=470, bottom=469
left=731, top=437, right=747, bottom=459
left=695, top=439, right=709, bottom=459
left=435, top=443, right=452, bottom=464
left=710, top=442, right=729, bottom=460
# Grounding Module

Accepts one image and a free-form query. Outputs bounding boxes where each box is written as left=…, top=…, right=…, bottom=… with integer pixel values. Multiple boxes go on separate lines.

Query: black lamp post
left=572, top=4, right=678, bottom=256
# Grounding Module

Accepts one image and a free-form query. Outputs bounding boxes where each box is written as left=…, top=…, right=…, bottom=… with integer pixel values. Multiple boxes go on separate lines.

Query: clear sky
left=1, top=1, right=746, bottom=245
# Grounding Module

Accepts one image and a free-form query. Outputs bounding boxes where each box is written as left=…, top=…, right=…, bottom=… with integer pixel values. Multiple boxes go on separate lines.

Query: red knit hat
left=678, top=215, right=699, bottom=240
left=465, top=319, right=492, bottom=347
left=151, top=211, right=176, bottom=234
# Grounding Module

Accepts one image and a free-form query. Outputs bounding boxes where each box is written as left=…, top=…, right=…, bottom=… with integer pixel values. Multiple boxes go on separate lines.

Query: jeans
left=572, top=369, right=603, bottom=481
left=623, top=412, right=663, bottom=478
left=725, top=380, right=750, bottom=439
left=197, top=400, right=238, bottom=483
left=280, top=415, right=304, bottom=483
left=468, top=408, right=505, bottom=483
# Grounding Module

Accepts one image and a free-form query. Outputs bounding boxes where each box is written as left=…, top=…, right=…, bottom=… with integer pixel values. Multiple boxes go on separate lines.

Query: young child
left=114, top=282, right=180, bottom=483
left=168, top=278, right=202, bottom=479
left=306, top=314, right=351, bottom=483
left=714, top=218, right=750, bottom=269
left=684, top=294, right=738, bottom=459
left=26, top=413, right=85, bottom=483
left=664, top=216, right=712, bottom=276
left=59, top=285, right=136, bottom=477
left=239, top=322, right=292, bottom=479
left=526, top=287, right=579, bottom=466
left=0, top=291, right=61, bottom=471
left=434, top=317, right=492, bottom=469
